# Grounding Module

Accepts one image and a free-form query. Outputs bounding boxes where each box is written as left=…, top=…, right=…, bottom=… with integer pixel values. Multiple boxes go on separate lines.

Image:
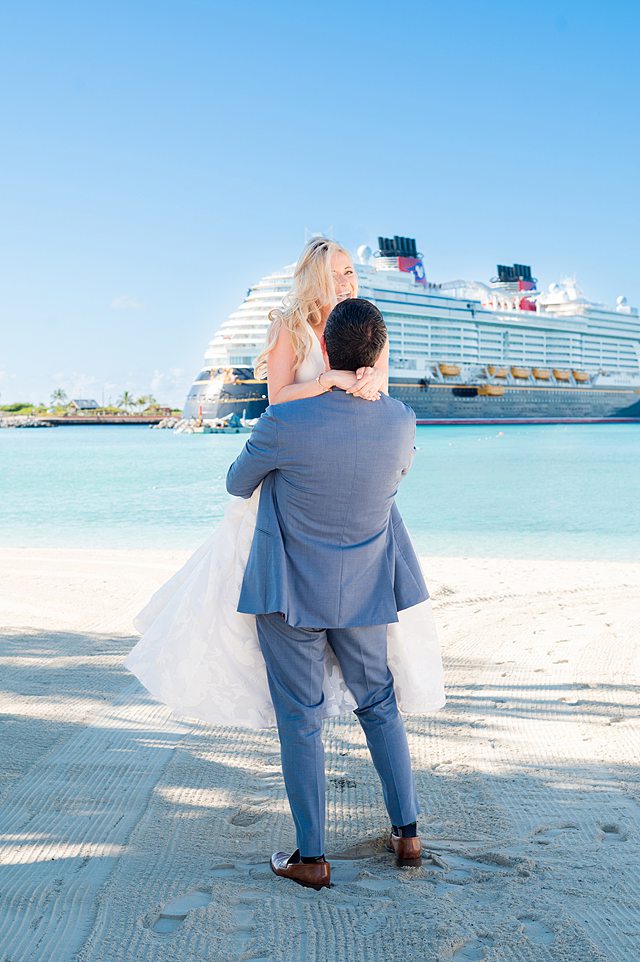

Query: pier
left=0, top=414, right=171, bottom=428
left=41, top=415, right=168, bottom=425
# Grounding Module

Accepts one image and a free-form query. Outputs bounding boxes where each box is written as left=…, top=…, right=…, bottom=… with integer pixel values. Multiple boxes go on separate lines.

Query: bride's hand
left=346, top=366, right=384, bottom=401
left=327, top=369, right=361, bottom=393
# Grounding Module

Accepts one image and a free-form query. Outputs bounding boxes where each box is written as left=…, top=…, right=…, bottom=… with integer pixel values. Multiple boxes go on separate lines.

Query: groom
left=226, top=298, right=428, bottom=890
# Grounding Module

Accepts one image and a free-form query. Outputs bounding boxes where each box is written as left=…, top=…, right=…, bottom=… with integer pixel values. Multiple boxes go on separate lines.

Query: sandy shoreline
left=1, top=547, right=639, bottom=961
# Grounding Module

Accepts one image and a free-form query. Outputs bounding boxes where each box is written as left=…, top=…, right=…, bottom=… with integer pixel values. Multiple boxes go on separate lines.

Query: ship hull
left=183, top=372, right=640, bottom=423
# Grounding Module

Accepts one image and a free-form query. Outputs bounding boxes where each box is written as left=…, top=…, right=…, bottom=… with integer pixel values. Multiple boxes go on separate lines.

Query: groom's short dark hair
left=324, top=298, right=387, bottom=371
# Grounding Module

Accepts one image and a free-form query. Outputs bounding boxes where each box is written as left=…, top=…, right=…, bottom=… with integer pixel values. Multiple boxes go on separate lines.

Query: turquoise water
left=0, top=424, right=638, bottom=560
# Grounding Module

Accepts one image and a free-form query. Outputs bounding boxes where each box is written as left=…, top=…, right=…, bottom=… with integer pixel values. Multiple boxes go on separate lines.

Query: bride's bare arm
left=267, top=326, right=361, bottom=405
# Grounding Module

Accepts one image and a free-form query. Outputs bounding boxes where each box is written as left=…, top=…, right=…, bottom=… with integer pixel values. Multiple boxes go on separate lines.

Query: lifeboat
left=572, top=370, right=590, bottom=382
left=439, top=362, right=461, bottom=376
left=553, top=369, right=570, bottom=381
left=533, top=368, right=550, bottom=380
left=478, top=385, right=505, bottom=396
left=510, top=367, right=530, bottom=379
left=487, top=366, right=508, bottom=378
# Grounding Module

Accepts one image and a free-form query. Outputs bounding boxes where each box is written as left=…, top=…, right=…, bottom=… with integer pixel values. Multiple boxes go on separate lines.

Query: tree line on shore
left=1, top=389, right=182, bottom=417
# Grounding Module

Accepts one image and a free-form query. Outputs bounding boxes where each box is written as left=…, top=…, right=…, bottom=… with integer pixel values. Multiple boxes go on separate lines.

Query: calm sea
left=1, top=424, right=638, bottom=560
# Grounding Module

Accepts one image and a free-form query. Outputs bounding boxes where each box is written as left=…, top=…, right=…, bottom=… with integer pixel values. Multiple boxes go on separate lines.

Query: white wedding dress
left=124, top=324, right=446, bottom=728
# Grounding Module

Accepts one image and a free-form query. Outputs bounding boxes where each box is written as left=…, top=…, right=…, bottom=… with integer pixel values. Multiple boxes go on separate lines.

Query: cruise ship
left=183, top=236, right=640, bottom=424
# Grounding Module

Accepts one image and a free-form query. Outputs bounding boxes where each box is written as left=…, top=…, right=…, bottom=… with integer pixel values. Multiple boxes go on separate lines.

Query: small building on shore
left=69, top=399, right=100, bottom=412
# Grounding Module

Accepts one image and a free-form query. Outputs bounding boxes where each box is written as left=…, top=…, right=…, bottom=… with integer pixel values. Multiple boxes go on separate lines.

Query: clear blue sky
left=1, top=0, right=638, bottom=407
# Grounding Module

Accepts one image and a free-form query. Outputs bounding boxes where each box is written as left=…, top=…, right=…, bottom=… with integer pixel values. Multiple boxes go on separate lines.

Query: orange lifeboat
left=553, top=369, right=570, bottom=381
left=487, top=366, right=508, bottom=378
left=510, top=367, right=530, bottom=379
left=533, top=368, right=550, bottom=380
left=439, top=363, right=461, bottom=377
left=478, top=385, right=505, bottom=397
left=572, top=370, right=590, bottom=382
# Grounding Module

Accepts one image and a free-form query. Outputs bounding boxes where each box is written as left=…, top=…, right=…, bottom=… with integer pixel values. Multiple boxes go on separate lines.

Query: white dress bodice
left=295, top=321, right=326, bottom=383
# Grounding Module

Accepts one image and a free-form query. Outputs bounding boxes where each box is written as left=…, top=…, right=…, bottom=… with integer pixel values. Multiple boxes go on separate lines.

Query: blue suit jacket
left=226, top=389, right=428, bottom=628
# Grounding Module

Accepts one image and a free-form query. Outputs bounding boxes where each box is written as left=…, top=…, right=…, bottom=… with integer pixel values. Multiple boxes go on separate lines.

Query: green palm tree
left=136, top=394, right=157, bottom=411
left=50, top=388, right=67, bottom=407
left=117, top=391, right=135, bottom=412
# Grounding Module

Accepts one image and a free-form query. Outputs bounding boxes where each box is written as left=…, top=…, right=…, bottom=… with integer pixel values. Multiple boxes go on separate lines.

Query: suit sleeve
left=400, top=409, right=417, bottom=477
left=226, top=410, right=279, bottom=498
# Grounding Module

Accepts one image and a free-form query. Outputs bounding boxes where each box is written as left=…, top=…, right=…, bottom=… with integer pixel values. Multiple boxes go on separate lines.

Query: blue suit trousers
left=256, top=612, right=420, bottom=857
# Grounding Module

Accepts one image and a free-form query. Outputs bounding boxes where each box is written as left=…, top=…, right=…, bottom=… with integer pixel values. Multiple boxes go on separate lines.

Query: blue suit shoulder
left=259, top=392, right=415, bottom=427
left=260, top=394, right=330, bottom=425
left=378, top=393, right=417, bottom=424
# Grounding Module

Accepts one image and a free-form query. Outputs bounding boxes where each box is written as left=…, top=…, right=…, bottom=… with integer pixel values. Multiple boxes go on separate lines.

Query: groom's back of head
left=324, top=298, right=387, bottom=372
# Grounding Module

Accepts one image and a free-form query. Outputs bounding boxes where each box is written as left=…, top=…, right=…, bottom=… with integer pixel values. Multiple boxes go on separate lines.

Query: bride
left=124, top=237, right=446, bottom=728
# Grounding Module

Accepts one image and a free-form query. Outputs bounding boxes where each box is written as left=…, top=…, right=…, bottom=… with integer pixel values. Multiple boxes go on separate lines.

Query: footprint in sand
left=207, top=865, right=273, bottom=958
left=404, top=848, right=527, bottom=898
left=229, top=806, right=266, bottom=827
left=228, top=888, right=265, bottom=957
left=451, top=935, right=495, bottom=960
left=518, top=916, right=555, bottom=945
left=331, top=860, right=397, bottom=896
left=150, top=888, right=212, bottom=934
left=210, top=863, right=246, bottom=878
left=332, top=838, right=384, bottom=860
left=600, top=823, right=626, bottom=841
left=432, top=850, right=521, bottom=882
left=532, top=824, right=579, bottom=845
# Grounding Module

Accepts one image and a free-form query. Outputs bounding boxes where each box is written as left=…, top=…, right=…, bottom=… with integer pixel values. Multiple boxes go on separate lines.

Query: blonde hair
left=253, top=236, right=351, bottom=381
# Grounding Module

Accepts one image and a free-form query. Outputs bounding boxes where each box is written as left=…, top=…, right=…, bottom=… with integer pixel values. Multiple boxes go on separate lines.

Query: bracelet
left=316, top=372, right=331, bottom=393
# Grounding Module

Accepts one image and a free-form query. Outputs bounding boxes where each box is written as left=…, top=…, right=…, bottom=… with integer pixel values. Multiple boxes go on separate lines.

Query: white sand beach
left=1, top=547, right=639, bottom=962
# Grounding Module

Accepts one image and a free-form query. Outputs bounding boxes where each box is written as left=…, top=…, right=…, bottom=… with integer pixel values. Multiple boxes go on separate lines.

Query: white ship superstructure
left=184, top=236, right=640, bottom=424
left=203, top=266, right=295, bottom=370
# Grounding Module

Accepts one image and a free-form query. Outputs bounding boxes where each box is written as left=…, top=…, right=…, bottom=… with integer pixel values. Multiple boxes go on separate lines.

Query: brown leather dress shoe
left=270, top=851, right=331, bottom=890
left=385, top=832, right=422, bottom=867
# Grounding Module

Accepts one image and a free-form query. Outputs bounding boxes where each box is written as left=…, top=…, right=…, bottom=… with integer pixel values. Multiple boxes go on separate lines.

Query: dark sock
left=289, top=849, right=325, bottom=864
left=391, top=821, right=418, bottom=838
